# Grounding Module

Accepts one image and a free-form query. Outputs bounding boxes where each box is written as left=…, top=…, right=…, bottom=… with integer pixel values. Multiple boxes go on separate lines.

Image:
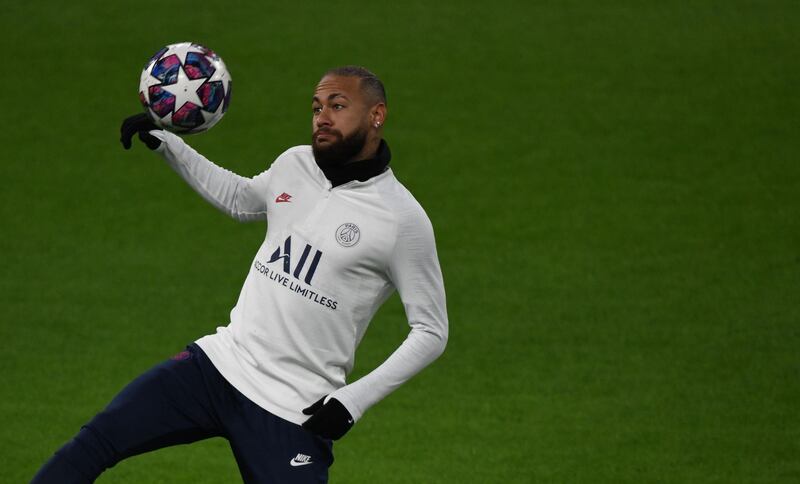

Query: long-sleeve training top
left=152, top=130, right=449, bottom=425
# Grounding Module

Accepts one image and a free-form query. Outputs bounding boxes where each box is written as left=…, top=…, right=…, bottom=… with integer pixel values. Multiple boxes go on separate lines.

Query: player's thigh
left=225, top=392, right=333, bottom=483
left=86, top=346, right=223, bottom=458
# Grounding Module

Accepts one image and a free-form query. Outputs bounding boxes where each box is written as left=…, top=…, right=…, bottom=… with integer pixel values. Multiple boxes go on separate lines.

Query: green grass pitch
left=2, top=1, right=798, bottom=482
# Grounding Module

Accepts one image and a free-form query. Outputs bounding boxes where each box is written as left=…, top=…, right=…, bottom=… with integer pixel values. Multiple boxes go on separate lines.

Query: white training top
left=152, top=130, right=448, bottom=425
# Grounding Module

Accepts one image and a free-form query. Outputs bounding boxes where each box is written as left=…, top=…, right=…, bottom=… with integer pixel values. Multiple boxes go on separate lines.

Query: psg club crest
left=336, top=223, right=360, bottom=247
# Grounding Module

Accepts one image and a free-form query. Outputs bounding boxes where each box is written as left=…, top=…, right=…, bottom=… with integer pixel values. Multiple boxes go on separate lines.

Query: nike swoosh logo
left=290, top=460, right=313, bottom=467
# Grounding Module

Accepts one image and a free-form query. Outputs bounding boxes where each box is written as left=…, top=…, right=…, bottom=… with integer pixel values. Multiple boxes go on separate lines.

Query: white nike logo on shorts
left=290, top=453, right=313, bottom=467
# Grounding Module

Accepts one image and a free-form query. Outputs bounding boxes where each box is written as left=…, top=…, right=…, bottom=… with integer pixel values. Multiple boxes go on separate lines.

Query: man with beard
left=32, top=66, right=448, bottom=484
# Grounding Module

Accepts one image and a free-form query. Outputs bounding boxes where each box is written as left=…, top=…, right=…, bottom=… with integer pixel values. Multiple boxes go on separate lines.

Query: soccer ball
left=139, top=42, right=232, bottom=133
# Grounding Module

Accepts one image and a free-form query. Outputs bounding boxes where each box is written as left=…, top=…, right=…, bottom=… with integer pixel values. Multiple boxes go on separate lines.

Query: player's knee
left=31, top=425, right=117, bottom=484
left=31, top=449, right=91, bottom=484
left=64, top=425, right=120, bottom=479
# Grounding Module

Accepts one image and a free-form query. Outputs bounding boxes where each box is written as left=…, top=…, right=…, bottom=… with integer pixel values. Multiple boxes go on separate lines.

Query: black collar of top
left=316, top=139, right=391, bottom=188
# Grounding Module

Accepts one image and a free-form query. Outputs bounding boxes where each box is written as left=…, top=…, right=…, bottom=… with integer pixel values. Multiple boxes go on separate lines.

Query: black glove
left=120, top=113, right=162, bottom=150
left=301, top=396, right=354, bottom=440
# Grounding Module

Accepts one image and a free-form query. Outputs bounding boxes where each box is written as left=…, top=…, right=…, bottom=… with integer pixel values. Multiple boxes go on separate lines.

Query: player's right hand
left=120, top=113, right=162, bottom=150
left=301, top=396, right=354, bottom=440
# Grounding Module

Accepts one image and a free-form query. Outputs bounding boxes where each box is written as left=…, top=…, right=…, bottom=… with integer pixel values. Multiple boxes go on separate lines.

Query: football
left=138, top=42, right=232, bottom=133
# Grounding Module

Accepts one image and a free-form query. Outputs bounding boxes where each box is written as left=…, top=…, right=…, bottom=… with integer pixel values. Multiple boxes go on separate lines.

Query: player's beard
left=312, top=125, right=368, bottom=167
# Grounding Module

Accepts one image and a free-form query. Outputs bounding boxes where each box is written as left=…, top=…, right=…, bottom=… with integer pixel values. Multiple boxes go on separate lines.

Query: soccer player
left=32, top=66, right=448, bottom=483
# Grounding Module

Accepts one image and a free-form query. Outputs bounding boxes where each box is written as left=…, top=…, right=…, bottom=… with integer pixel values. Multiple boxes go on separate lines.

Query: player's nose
left=315, top=108, right=332, bottom=127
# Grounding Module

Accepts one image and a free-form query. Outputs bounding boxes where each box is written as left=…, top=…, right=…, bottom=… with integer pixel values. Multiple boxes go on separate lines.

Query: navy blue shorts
left=32, top=344, right=333, bottom=483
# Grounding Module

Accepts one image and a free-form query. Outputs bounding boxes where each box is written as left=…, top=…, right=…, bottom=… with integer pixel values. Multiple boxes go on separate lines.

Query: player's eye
left=333, top=104, right=345, bottom=110
left=312, top=106, right=322, bottom=114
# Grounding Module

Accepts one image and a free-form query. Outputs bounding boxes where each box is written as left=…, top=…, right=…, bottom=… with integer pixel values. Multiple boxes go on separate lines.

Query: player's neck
left=318, top=139, right=391, bottom=188
left=348, top=136, right=382, bottom=165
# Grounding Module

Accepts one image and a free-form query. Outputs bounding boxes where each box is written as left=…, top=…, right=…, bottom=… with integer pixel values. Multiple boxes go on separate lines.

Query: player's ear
left=371, top=103, right=387, bottom=128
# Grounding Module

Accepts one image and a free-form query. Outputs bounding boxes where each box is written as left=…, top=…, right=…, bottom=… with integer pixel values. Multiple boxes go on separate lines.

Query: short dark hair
left=323, top=65, right=387, bottom=105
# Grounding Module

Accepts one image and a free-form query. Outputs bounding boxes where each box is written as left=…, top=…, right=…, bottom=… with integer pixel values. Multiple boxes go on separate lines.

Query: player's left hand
left=301, top=396, right=354, bottom=440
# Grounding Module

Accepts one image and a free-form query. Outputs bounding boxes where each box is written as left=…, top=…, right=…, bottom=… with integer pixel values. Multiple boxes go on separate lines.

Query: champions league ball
left=139, top=42, right=232, bottom=133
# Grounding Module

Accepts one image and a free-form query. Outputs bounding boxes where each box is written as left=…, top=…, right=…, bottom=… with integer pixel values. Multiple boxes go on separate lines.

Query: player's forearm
left=329, top=323, right=447, bottom=422
left=152, top=131, right=267, bottom=221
